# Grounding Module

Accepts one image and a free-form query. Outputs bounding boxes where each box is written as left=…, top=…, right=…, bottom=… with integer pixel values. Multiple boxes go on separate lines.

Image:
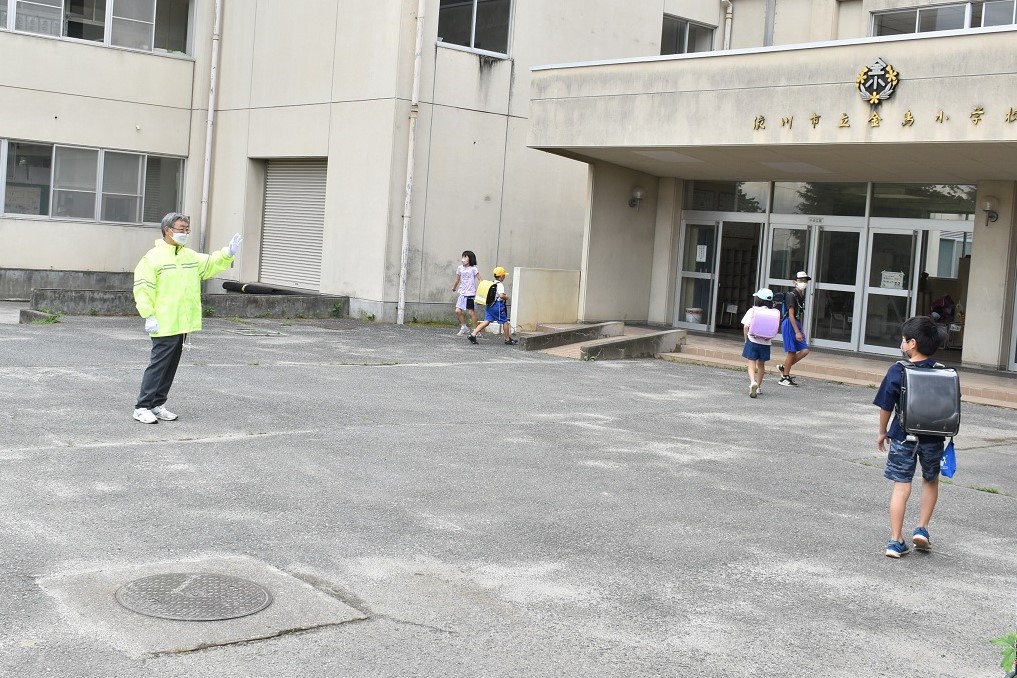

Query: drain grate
left=115, top=573, right=272, bottom=621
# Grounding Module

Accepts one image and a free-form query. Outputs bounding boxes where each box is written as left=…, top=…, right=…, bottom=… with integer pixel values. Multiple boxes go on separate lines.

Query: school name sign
left=750, top=56, right=1017, bottom=131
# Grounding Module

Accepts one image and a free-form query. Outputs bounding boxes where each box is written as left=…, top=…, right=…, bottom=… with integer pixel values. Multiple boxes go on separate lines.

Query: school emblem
left=856, top=57, right=899, bottom=106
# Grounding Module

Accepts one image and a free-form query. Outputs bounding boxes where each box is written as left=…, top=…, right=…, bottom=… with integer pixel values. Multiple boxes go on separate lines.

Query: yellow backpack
left=475, top=280, right=495, bottom=305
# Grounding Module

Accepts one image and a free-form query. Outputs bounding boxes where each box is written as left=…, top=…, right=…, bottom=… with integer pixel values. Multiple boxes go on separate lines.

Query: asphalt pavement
left=1, top=313, right=1015, bottom=677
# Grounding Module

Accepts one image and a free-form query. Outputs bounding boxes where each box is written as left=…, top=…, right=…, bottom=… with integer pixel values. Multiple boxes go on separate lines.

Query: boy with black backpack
left=873, top=316, right=958, bottom=558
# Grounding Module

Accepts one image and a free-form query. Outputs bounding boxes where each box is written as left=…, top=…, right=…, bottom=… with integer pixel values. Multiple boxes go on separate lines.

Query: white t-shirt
left=741, top=307, right=773, bottom=345
left=456, top=265, right=479, bottom=295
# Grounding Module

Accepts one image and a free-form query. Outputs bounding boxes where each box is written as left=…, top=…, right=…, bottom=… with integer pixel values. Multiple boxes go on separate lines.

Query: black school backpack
left=896, top=360, right=961, bottom=437
left=772, top=291, right=786, bottom=320
left=486, top=282, right=499, bottom=306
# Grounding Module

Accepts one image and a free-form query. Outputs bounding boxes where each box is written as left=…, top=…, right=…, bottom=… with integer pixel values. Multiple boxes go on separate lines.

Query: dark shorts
left=465, top=297, right=475, bottom=311
left=742, top=340, right=771, bottom=362
left=486, top=301, right=508, bottom=324
left=884, top=438, right=944, bottom=483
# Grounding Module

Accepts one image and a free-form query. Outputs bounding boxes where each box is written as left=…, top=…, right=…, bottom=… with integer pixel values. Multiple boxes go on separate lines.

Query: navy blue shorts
left=742, top=340, right=771, bottom=362
left=884, top=438, right=944, bottom=483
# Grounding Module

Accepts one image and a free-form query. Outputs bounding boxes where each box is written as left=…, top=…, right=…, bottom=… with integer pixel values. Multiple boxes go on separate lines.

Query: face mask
left=171, top=231, right=189, bottom=246
left=462, top=258, right=469, bottom=265
left=795, top=281, right=807, bottom=291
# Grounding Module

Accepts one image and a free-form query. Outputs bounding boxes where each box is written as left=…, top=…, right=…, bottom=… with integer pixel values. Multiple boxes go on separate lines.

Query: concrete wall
left=511, top=267, right=580, bottom=331
left=964, top=182, right=1017, bottom=368
left=647, top=178, right=683, bottom=325
left=0, top=17, right=203, bottom=273
left=581, top=162, right=657, bottom=323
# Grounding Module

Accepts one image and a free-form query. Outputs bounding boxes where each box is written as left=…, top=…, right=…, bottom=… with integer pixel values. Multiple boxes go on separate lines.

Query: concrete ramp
left=528, top=323, right=686, bottom=360
left=580, top=330, right=686, bottom=360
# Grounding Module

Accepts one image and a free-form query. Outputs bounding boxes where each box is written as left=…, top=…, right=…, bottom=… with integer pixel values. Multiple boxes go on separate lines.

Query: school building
left=2, top=1, right=1017, bottom=370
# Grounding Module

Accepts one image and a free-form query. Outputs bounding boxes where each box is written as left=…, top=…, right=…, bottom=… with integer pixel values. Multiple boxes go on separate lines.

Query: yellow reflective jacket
left=133, top=239, right=235, bottom=337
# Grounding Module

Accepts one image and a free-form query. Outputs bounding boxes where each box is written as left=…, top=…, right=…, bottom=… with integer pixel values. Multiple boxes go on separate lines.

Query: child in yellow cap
left=468, top=267, right=517, bottom=345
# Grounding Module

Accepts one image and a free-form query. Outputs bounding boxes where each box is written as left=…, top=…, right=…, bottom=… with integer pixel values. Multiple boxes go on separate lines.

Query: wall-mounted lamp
left=982, top=195, right=999, bottom=223
left=628, top=186, right=646, bottom=210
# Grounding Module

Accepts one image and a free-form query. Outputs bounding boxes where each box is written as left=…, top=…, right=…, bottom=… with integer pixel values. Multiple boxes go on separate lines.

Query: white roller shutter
left=259, top=159, right=326, bottom=291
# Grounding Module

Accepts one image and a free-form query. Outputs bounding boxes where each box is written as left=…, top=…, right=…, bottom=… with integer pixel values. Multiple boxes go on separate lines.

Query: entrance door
left=675, top=222, right=717, bottom=329
left=860, top=229, right=919, bottom=355
left=810, top=227, right=864, bottom=350
left=764, top=223, right=812, bottom=317
left=715, top=221, right=763, bottom=331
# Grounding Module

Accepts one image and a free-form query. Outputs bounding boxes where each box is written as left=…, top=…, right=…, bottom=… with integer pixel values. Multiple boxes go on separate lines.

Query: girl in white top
left=451, top=250, right=481, bottom=335
left=740, top=288, right=779, bottom=398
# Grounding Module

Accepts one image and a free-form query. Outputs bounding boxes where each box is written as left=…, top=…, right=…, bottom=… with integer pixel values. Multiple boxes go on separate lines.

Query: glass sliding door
left=765, top=224, right=812, bottom=322
left=810, top=227, right=864, bottom=350
left=675, top=222, right=718, bottom=329
left=861, top=230, right=919, bottom=355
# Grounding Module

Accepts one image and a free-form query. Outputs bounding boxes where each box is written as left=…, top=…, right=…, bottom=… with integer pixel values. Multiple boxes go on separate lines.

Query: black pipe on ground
left=222, top=281, right=304, bottom=295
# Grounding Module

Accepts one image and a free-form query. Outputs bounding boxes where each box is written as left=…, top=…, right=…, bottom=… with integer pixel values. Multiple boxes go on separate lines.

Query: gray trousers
left=136, top=334, right=185, bottom=410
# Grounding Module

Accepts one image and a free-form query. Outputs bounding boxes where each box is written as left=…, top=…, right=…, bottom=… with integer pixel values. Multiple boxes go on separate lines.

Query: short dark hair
left=753, top=297, right=773, bottom=308
left=902, top=315, right=941, bottom=356
left=461, top=250, right=477, bottom=267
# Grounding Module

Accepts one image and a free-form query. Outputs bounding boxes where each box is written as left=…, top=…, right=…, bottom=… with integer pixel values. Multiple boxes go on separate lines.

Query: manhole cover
left=115, top=573, right=272, bottom=621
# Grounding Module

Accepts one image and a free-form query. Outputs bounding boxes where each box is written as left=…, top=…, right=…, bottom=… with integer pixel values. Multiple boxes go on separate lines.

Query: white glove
left=145, top=317, right=159, bottom=334
left=227, top=233, right=243, bottom=257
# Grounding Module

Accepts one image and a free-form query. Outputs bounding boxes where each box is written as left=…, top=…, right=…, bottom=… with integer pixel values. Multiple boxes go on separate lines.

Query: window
left=772, top=182, right=867, bottom=217
left=661, top=15, right=715, bottom=55
left=2, top=139, right=181, bottom=222
left=52, top=146, right=99, bottom=219
left=437, top=0, right=510, bottom=54
left=142, top=155, right=182, bottom=222
left=111, top=0, right=154, bottom=50
left=4, top=142, right=52, bottom=215
left=15, top=0, right=61, bottom=35
left=153, top=0, right=187, bottom=52
left=0, top=0, right=8, bottom=29
left=101, top=151, right=142, bottom=222
left=870, top=184, right=976, bottom=220
left=872, top=2, right=1015, bottom=35
left=64, top=0, right=106, bottom=42
left=14, top=0, right=187, bottom=52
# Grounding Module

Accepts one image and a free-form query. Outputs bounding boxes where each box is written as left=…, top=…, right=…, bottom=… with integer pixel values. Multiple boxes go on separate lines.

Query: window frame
left=7, top=0, right=191, bottom=55
left=0, top=138, right=184, bottom=225
left=661, top=14, right=716, bottom=55
left=871, top=1, right=1017, bottom=36
left=437, top=0, right=513, bottom=58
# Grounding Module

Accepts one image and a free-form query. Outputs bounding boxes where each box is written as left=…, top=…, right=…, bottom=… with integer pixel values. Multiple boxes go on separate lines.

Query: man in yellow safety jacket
left=132, top=212, right=242, bottom=424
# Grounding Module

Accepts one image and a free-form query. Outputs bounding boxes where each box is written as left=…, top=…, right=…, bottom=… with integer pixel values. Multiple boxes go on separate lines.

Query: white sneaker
left=133, top=408, right=158, bottom=424
left=749, top=382, right=759, bottom=398
left=151, top=405, right=178, bottom=421
left=456, top=326, right=468, bottom=336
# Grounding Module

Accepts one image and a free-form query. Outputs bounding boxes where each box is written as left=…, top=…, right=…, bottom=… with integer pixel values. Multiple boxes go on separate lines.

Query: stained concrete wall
left=581, top=162, right=657, bottom=323
left=511, top=268, right=580, bottom=331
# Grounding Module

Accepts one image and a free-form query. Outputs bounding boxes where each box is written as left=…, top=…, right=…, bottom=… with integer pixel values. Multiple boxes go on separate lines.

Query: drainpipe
left=396, top=0, right=426, bottom=325
left=199, top=0, right=224, bottom=253
left=722, top=0, right=734, bottom=50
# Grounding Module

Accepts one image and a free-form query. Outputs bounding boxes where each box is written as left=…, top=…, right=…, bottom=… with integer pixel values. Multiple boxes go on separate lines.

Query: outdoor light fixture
left=628, top=187, right=646, bottom=209
left=982, top=196, right=999, bottom=223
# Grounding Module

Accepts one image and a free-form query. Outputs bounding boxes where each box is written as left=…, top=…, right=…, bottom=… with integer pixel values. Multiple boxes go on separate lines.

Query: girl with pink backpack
left=741, top=288, right=780, bottom=398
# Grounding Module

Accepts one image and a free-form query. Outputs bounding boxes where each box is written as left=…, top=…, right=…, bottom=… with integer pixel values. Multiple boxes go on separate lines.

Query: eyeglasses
left=170, top=224, right=191, bottom=233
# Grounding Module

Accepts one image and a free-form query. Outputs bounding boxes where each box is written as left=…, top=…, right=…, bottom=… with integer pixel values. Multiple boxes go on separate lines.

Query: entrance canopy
left=528, top=29, right=1017, bottom=183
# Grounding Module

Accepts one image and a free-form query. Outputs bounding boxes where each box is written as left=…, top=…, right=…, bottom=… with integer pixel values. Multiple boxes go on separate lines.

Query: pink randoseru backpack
left=748, top=307, right=780, bottom=340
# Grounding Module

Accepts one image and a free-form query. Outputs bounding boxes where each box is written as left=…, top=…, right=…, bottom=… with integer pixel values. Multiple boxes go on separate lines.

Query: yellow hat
left=493, top=266, right=507, bottom=277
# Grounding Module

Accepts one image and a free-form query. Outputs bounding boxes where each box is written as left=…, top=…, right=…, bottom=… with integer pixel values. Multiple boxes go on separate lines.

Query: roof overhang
left=528, top=28, right=1017, bottom=183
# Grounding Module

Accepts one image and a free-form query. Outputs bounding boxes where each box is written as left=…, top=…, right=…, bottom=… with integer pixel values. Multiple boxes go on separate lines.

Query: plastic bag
left=941, top=440, right=956, bottom=478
